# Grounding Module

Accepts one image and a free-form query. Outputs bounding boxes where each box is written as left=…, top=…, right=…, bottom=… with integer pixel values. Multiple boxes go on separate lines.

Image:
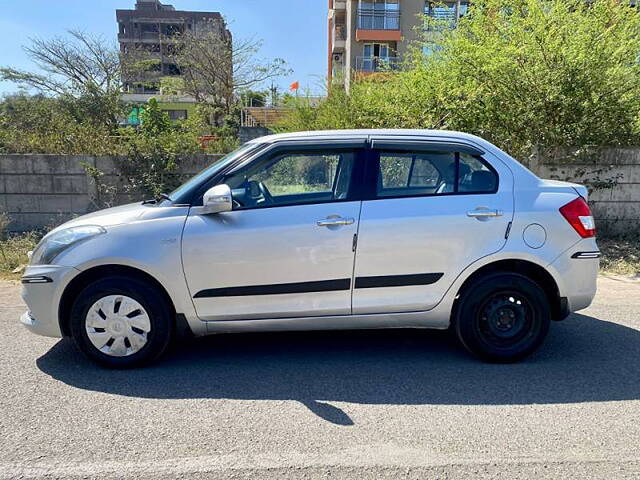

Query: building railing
left=355, top=56, right=400, bottom=72
left=357, top=8, right=400, bottom=30
left=424, top=2, right=469, bottom=30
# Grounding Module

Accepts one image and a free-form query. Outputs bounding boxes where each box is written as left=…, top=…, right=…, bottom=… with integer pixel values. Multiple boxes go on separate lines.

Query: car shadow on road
left=37, top=313, right=640, bottom=425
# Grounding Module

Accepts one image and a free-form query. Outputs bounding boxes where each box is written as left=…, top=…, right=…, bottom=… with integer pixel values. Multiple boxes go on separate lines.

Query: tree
left=0, top=30, right=123, bottom=129
left=139, top=98, right=171, bottom=137
left=281, top=0, right=640, bottom=159
left=165, top=20, right=291, bottom=122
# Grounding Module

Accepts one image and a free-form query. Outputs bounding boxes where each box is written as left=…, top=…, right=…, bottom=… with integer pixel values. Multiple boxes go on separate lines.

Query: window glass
left=377, top=152, right=451, bottom=197
left=358, top=0, right=400, bottom=29
left=224, top=151, right=356, bottom=209
left=169, top=142, right=262, bottom=203
left=376, top=150, right=497, bottom=197
left=458, top=153, right=497, bottom=193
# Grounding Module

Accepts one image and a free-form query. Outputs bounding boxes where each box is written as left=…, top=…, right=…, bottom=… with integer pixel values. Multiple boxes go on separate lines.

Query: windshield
left=169, top=143, right=262, bottom=204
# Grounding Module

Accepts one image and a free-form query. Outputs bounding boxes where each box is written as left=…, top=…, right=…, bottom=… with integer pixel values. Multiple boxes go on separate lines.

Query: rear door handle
left=317, top=217, right=355, bottom=227
left=467, top=208, right=503, bottom=218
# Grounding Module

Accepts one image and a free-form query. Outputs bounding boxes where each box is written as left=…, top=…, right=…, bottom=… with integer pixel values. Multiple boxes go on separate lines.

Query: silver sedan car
left=21, top=130, right=600, bottom=368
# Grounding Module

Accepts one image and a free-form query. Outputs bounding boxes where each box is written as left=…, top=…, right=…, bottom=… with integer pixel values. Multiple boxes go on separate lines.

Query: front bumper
left=20, top=265, right=80, bottom=338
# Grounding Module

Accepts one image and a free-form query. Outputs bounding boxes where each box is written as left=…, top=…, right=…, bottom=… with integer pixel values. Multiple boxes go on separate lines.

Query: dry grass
left=0, top=232, right=40, bottom=280
left=598, top=236, right=640, bottom=277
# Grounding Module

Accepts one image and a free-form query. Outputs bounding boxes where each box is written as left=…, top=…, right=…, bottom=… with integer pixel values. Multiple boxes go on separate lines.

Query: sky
left=0, top=0, right=328, bottom=97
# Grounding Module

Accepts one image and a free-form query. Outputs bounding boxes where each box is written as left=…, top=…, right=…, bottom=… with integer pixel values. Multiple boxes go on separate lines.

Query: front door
left=182, top=147, right=362, bottom=321
left=352, top=145, right=514, bottom=314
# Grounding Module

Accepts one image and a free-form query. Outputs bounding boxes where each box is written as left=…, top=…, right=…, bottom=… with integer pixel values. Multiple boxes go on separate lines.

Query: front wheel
left=454, top=272, right=550, bottom=362
left=70, top=276, right=173, bottom=368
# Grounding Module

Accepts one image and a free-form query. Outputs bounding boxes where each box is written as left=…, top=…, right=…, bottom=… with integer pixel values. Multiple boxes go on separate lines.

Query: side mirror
left=202, top=184, right=233, bottom=215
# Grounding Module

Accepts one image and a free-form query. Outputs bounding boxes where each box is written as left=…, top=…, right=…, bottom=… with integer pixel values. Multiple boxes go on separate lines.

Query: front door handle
left=317, top=217, right=355, bottom=227
left=467, top=208, right=503, bottom=218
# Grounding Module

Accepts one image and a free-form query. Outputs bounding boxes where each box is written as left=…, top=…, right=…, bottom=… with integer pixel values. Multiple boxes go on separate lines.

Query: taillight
left=559, top=197, right=596, bottom=238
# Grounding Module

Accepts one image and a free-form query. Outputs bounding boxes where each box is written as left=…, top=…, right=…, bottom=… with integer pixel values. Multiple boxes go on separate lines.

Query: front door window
left=222, top=150, right=356, bottom=209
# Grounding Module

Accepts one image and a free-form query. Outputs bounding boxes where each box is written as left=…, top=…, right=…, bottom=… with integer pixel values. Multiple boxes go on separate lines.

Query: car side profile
left=20, top=129, right=600, bottom=368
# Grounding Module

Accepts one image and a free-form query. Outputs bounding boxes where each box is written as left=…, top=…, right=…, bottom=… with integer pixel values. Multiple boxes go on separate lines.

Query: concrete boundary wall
left=0, top=154, right=222, bottom=232
left=531, top=147, right=640, bottom=235
left=1, top=149, right=639, bottom=234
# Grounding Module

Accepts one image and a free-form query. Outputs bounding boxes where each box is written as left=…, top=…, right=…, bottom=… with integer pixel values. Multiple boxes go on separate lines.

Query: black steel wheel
left=454, top=272, right=551, bottom=362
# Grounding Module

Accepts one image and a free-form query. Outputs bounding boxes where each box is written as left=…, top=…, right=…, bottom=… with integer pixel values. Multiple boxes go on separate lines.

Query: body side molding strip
left=194, top=273, right=445, bottom=298
left=194, top=279, right=351, bottom=298
left=354, top=273, right=444, bottom=289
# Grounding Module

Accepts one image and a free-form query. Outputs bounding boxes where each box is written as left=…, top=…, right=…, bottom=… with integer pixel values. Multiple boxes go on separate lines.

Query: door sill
left=203, top=310, right=448, bottom=334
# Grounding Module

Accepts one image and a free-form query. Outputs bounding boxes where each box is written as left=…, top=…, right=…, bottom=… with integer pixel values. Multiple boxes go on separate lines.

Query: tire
left=454, top=272, right=550, bottom=363
left=69, top=275, right=173, bottom=368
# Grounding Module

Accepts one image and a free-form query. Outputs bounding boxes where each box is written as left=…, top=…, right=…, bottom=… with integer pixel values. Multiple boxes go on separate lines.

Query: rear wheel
left=70, top=276, right=173, bottom=368
left=454, top=272, right=550, bottom=362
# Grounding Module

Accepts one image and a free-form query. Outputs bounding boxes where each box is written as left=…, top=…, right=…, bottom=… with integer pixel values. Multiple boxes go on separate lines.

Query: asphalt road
left=1, top=276, right=639, bottom=479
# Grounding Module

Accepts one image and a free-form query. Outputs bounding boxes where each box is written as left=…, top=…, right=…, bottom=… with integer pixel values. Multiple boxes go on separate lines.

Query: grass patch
left=598, top=236, right=640, bottom=277
left=0, top=232, right=40, bottom=280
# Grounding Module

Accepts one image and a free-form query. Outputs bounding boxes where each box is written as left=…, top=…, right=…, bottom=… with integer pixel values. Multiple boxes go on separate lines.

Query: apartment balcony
left=118, top=32, right=162, bottom=43
left=332, top=24, right=346, bottom=52
left=355, top=56, right=400, bottom=73
left=356, top=9, right=401, bottom=42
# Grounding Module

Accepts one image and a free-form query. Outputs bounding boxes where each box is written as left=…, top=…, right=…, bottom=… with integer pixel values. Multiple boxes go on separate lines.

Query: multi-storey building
left=328, top=0, right=468, bottom=90
left=116, top=0, right=230, bottom=122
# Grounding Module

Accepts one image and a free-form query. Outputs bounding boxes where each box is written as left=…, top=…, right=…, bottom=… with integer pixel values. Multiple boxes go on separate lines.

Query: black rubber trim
left=354, top=273, right=444, bottom=289
left=553, top=297, right=570, bottom=322
left=194, top=272, right=445, bottom=298
left=194, top=278, right=351, bottom=298
left=174, top=313, right=195, bottom=340
left=370, top=140, right=485, bottom=156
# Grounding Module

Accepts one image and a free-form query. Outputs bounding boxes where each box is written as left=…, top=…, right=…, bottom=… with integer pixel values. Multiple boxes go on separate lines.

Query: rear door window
left=375, top=150, right=498, bottom=198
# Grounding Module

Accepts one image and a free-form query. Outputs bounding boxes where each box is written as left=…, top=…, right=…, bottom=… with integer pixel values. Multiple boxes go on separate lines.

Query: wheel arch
left=453, top=259, right=568, bottom=322
left=58, top=264, right=179, bottom=337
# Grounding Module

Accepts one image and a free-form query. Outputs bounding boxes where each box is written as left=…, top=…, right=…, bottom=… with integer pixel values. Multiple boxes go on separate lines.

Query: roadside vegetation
left=0, top=214, right=39, bottom=280
left=0, top=27, right=289, bottom=200
left=0, top=27, right=288, bottom=157
left=280, top=0, right=640, bottom=161
left=599, top=237, right=640, bottom=277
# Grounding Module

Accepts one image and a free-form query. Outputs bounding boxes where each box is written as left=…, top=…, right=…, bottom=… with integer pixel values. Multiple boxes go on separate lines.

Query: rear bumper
left=549, top=238, right=599, bottom=314
left=20, top=265, right=80, bottom=338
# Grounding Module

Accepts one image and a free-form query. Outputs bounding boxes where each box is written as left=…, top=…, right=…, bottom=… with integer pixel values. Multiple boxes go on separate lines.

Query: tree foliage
left=281, top=0, right=640, bottom=159
left=0, top=30, right=123, bottom=129
left=164, top=21, right=291, bottom=121
left=0, top=94, right=114, bottom=154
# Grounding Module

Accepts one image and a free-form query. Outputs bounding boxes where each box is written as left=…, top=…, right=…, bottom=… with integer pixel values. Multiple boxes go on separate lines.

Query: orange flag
left=289, top=81, right=300, bottom=91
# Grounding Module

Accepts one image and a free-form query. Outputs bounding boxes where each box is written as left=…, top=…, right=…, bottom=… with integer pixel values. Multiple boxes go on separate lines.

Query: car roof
left=248, top=129, right=487, bottom=145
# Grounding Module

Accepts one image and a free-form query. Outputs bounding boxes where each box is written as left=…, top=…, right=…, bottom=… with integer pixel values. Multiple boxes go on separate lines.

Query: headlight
left=30, top=225, right=106, bottom=266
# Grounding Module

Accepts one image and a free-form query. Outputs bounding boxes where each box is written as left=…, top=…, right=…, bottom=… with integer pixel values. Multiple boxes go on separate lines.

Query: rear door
left=352, top=140, right=514, bottom=314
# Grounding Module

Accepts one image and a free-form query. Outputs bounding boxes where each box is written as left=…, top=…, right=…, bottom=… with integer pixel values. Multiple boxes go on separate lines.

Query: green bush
left=0, top=94, right=116, bottom=155
left=280, top=0, right=640, bottom=160
left=0, top=94, right=237, bottom=158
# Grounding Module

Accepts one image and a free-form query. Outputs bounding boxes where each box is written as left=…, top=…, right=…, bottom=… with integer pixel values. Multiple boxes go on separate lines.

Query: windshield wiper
left=157, top=192, right=172, bottom=202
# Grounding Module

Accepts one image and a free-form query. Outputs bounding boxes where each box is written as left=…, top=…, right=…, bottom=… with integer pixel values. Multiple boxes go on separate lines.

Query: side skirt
left=204, top=310, right=449, bottom=335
